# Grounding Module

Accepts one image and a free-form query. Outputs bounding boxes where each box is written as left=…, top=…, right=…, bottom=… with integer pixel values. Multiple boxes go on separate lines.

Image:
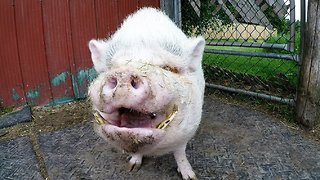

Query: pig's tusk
left=93, top=111, right=107, bottom=125
left=156, top=105, right=178, bottom=129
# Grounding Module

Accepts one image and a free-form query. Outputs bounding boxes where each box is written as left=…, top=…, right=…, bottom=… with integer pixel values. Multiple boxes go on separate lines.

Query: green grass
left=206, top=45, right=265, bottom=52
left=203, top=48, right=299, bottom=86
left=264, top=31, right=301, bottom=54
left=204, top=31, right=301, bottom=85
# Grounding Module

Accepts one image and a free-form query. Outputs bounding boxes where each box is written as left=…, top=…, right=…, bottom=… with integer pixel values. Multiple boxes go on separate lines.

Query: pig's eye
left=161, top=65, right=179, bottom=73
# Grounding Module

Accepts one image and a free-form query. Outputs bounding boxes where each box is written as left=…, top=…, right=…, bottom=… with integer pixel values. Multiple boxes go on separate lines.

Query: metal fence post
left=160, top=0, right=181, bottom=27
left=289, top=0, right=296, bottom=52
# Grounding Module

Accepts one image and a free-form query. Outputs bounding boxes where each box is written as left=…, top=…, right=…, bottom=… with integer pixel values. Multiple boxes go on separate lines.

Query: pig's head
left=88, top=30, right=205, bottom=154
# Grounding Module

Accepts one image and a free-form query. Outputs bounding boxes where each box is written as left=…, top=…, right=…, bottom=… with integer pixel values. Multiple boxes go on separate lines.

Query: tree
left=296, top=0, right=320, bottom=127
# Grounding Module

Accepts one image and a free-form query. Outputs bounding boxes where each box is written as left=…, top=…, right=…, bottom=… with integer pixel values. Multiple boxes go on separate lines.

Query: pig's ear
left=186, top=36, right=205, bottom=73
left=88, top=39, right=108, bottom=73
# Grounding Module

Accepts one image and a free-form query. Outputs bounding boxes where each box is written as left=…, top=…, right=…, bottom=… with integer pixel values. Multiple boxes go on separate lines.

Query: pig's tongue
left=118, top=108, right=154, bottom=128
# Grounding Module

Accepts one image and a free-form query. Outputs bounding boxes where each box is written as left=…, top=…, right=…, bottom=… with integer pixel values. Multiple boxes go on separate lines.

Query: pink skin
left=90, top=66, right=175, bottom=114
left=99, top=67, right=150, bottom=114
left=89, top=65, right=177, bottom=150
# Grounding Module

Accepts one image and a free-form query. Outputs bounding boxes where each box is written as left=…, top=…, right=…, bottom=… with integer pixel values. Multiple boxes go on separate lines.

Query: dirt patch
left=311, top=124, right=320, bottom=140
left=0, top=99, right=93, bottom=141
left=203, top=64, right=296, bottom=99
left=205, top=88, right=320, bottom=142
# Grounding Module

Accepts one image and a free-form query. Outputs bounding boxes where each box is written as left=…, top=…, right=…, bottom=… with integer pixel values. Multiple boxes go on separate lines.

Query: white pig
left=88, top=7, right=205, bottom=180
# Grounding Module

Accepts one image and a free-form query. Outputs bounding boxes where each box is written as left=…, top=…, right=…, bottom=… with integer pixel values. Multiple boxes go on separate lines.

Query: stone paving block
left=0, top=137, right=42, bottom=180
left=39, top=122, right=180, bottom=180
left=0, top=105, right=32, bottom=129
left=39, top=96, right=320, bottom=179
left=191, top=96, right=320, bottom=179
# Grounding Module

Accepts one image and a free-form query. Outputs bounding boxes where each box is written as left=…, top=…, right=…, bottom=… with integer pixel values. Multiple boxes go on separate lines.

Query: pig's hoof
left=177, top=167, right=198, bottom=180
left=128, top=162, right=141, bottom=172
left=127, top=154, right=143, bottom=172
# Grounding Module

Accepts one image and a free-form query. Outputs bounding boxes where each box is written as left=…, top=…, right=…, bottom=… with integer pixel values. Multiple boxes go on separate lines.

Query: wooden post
left=296, top=0, right=320, bottom=127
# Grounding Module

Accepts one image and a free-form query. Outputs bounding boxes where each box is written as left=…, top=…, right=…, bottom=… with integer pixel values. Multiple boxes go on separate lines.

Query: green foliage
left=0, top=106, right=13, bottom=116
left=181, top=0, right=231, bottom=35
left=262, top=5, right=289, bottom=34
left=264, top=21, right=301, bottom=54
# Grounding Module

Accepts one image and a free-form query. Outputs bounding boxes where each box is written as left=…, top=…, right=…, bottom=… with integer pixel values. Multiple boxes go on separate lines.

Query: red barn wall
left=0, top=0, right=160, bottom=107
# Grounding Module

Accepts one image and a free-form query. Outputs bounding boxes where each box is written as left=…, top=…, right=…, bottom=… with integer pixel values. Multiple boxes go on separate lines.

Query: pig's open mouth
left=93, top=105, right=178, bottom=130
left=93, top=105, right=178, bottom=153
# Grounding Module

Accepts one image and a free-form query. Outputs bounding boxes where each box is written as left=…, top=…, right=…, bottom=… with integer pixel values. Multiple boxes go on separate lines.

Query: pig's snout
left=105, top=74, right=143, bottom=90
left=101, top=68, right=150, bottom=109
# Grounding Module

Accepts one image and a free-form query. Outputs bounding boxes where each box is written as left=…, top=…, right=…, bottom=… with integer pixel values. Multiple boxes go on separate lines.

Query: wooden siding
left=0, top=0, right=160, bottom=107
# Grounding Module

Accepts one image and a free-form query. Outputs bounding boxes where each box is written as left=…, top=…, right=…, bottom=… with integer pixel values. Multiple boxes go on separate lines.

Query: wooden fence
left=0, top=0, right=160, bottom=107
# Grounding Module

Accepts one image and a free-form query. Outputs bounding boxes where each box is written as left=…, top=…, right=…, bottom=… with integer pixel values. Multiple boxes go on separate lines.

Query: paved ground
left=1, top=95, right=320, bottom=180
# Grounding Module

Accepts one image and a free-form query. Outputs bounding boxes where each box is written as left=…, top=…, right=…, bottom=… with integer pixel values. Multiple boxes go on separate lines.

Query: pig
left=88, top=7, right=205, bottom=180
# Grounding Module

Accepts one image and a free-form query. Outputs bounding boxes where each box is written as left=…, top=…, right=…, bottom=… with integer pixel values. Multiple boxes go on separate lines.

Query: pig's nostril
left=108, top=77, right=117, bottom=89
left=131, top=78, right=140, bottom=89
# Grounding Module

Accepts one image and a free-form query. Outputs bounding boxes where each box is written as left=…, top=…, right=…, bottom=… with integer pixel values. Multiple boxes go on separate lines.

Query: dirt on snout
left=0, top=99, right=93, bottom=141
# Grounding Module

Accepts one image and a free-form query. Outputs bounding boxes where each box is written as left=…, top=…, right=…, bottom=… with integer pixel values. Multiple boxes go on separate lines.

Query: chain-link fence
left=163, top=0, right=302, bottom=105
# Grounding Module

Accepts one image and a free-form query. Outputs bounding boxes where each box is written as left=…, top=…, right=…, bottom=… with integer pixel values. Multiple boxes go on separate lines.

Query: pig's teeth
left=93, top=106, right=177, bottom=129
left=93, top=111, right=107, bottom=125
left=156, top=105, right=178, bottom=129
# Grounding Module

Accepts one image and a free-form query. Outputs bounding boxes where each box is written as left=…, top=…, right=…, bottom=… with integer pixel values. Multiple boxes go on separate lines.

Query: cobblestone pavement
left=0, top=137, right=42, bottom=179
left=1, top=95, right=320, bottom=179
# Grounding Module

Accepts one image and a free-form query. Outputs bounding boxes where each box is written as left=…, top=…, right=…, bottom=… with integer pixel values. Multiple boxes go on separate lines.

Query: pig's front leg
left=128, top=154, right=143, bottom=171
left=174, top=145, right=197, bottom=180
